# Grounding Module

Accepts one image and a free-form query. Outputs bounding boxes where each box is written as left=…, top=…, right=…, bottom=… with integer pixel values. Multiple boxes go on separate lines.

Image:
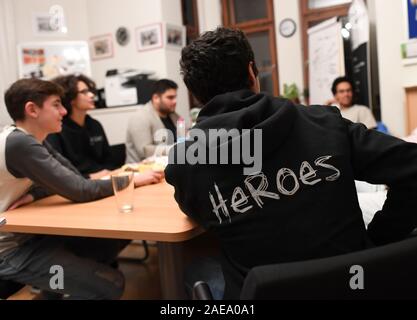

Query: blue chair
left=376, top=122, right=390, bottom=135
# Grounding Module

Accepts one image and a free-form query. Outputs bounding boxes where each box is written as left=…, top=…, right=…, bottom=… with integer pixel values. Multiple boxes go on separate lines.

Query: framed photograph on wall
left=135, top=23, right=164, bottom=52
left=89, top=34, right=114, bottom=60
left=32, top=12, right=66, bottom=36
left=32, top=5, right=67, bottom=36
left=165, top=24, right=186, bottom=50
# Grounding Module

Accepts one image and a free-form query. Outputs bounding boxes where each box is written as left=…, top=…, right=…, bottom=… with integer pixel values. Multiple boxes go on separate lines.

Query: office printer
left=104, top=69, right=156, bottom=107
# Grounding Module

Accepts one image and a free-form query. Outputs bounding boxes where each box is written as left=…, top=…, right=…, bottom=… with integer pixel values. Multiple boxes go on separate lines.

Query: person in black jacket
left=47, top=74, right=116, bottom=179
left=165, top=27, right=417, bottom=299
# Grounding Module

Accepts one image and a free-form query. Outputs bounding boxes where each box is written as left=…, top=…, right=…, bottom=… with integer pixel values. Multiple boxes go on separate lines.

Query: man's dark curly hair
left=180, top=27, right=258, bottom=105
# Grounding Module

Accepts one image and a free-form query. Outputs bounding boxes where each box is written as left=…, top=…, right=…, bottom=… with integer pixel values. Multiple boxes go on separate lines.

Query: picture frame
left=89, top=34, right=114, bottom=60
left=165, top=23, right=186, bottom=50
left=17, top=41, right=92, bottom=80
left=135, top=23, right=164, bottom=52
left=32, top=12, right=66, bottom=36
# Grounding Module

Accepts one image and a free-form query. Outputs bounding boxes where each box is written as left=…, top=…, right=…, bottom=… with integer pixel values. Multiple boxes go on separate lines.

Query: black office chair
left=194, top=237, right=417, bottom=300
left=110, top=144, right=127, bottom=168
left=192, top=281, right=214, bottom=300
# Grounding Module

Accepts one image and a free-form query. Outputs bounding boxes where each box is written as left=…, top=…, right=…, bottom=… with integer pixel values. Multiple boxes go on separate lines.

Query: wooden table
left=0, top=182, right=204, bottom=299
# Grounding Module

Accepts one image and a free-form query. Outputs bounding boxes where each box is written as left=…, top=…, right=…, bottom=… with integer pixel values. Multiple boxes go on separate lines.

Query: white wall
left=0, top=0, right=89, bottom=126
left=0, top=0, right=17, bottom=127
left=274, top=0, right=304, bottom=97
left=373, top=0, right=417, bottom=136
left=13, top=0, right=89, bottom=42
left=86, top=0, right=164, bottom=88
left=197, top=0, right=222, bottom=33
left=86, top=0, right=189, bottom=123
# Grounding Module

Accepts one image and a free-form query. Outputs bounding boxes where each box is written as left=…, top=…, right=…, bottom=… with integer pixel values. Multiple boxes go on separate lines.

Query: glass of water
left=111, top=171, right=134, bottom=213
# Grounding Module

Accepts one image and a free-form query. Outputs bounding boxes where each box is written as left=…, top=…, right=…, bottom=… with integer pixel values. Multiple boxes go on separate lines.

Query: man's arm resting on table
left=6, top=131, right=113, bottom=203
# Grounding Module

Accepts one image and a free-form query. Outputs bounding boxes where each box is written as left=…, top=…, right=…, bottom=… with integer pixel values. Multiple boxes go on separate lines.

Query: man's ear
left=24, top=101, right=40, bottom=119
left=152, top=93, right=160, bottom=105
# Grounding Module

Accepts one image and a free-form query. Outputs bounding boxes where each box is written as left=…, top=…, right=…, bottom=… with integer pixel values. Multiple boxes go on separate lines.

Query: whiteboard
left=17, top=41, right=91, bottom=80
left=308, top=18, right=345, bottom=105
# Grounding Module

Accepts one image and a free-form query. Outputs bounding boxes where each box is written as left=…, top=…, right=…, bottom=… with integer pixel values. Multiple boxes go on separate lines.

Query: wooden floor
left=119, top=241, right=162, bottom=300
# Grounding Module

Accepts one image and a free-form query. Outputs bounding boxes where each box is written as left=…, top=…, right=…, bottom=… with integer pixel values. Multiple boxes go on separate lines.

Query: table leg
left=157, top=242, right=187, bottom=299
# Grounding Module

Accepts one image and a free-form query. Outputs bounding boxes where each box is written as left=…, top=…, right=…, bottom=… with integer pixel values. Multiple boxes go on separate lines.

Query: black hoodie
left=165, top=89, right=417, bottom=299
left=47, top=115, right=118, bottom=177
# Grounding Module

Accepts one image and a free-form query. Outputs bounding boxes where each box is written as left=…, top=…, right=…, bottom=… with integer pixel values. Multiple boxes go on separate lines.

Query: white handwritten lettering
left=208, top=155, right=341, bottom=224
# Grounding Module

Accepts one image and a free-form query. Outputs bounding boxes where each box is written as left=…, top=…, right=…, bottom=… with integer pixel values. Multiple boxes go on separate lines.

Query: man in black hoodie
left=165, top=27, right=417, bottom=299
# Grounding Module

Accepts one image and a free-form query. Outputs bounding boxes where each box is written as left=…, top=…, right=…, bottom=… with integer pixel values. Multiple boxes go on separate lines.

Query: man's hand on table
left=5, top=169, right=164, bottom=211
left=134, top=170, right=165, bottom=187
left=7, top=194, right=34, bottom=211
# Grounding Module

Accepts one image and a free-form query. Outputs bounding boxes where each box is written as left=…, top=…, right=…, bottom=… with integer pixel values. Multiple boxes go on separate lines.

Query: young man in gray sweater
left=0, top=78, right=163, bottom=299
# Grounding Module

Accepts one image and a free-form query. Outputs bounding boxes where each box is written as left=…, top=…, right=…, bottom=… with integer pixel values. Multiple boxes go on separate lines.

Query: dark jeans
left=0, top=235, right=130, bottom=300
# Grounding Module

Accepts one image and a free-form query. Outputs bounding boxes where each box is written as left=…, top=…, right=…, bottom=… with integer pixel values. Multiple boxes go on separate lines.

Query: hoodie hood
left=194, top=89, right=297, bottom=162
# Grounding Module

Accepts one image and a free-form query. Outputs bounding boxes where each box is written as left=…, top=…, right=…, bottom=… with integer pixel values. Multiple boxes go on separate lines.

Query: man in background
left=125, top=79, right=180, bottom=163
left=329, top=76, right=377, bottom=129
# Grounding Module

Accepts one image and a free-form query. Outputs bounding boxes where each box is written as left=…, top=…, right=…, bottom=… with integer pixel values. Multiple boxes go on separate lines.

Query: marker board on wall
left=308, top=17, right=345, bottom=105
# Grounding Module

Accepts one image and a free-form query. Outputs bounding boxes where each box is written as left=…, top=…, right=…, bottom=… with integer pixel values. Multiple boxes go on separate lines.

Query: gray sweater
left=0, top=126, right=113, bottom=255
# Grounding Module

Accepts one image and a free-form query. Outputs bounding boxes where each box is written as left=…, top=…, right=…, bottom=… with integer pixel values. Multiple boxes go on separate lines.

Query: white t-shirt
left=336, top=104, right=377, bottom=129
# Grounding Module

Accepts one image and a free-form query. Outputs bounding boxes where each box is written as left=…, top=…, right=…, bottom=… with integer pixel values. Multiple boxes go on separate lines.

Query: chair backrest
left=110, top=144, right=126, bottom=168
left=240, top=237, right=417, bottom=300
